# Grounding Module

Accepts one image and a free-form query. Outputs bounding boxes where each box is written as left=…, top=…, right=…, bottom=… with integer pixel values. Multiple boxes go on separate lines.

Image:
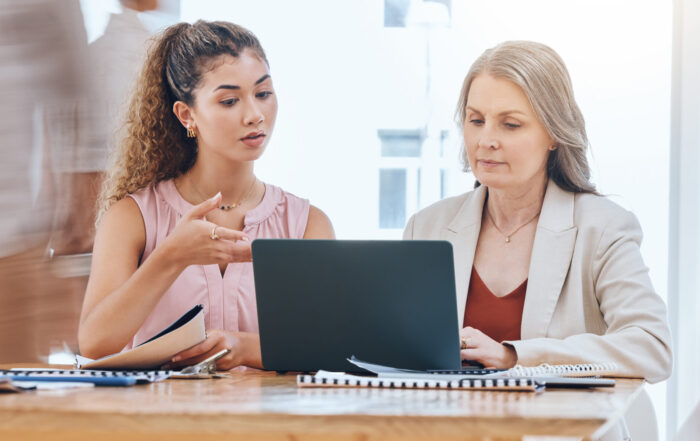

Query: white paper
left=76, top=306, right=206, bottom=370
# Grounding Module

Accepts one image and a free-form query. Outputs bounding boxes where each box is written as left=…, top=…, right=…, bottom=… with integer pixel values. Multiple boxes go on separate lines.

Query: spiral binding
left=507, top=362, right=618, bottom=378
left=297, top=373, right=543, bottom=391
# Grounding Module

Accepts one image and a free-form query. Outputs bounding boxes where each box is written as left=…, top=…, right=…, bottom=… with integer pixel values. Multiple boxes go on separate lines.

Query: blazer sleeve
left=403, top=214, right=416, bottom=240
left=506, top=210, right=673, bottom=383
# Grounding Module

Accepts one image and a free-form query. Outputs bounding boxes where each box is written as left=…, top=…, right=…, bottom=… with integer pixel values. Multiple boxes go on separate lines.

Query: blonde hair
left=456, top=40, right=596, bottom=194
left=97, top=20, right=268, bottom=222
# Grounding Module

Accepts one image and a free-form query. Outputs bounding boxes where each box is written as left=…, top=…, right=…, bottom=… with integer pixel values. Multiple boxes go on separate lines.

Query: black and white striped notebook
left=297, top=371, right=543, bottom=392
left=506, top=362, right=619, bottom=378
left=4, top=369, right=171, bottom=383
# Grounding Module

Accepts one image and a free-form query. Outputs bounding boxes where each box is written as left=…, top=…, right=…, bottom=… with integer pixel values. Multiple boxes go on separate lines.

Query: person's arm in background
left=49, top=171, right=103, bottom=255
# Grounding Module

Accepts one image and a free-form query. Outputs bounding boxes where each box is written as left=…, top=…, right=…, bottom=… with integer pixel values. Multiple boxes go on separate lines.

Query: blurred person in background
left=47, top=0, right=157, bottom=256
left=0, top=0, right=88, bottom=363
left=35, top=0, right=159, bottom=361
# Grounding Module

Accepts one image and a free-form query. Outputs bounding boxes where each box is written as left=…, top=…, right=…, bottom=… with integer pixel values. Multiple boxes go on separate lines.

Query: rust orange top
left=463, top=266, right=527, bottom=342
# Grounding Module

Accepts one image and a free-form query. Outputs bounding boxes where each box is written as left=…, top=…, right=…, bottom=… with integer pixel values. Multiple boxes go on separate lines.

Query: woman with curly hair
left=78, top=20, right=335, bottom=370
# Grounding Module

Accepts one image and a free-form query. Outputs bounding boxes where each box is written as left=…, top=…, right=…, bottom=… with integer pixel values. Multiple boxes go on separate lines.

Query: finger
left=212, top=240, right=252, bottom=262
left=214, top=251, right=232, bottom=263
left=171, top=335, right=219, bottom=363
left=460, top=348, right=482, bottom=361
left=169, top=347, right=227, bottom=370
left=459, top=326, right=476, bottom=337
left=185, top=192, right=222, bottom=220
left=228, top=242, right=252, bottom=262
left=214, top=227, right=250, bottom=242
left=459, top=330, right=477, bottom=348
left=211, top=241, right=251, bottom=262
left=215, top=356, right=234, bottom=371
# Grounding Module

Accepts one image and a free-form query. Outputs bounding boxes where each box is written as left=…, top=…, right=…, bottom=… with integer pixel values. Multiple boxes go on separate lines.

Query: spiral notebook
left=297, top=371, right=544, bottom=392
left=505, top=362, right=620, bottom=378
left=349, top=355, right=619, bottom=378
left=2, top=369, right=171, bottom=386
left=420, top=363, right=621, bottom=379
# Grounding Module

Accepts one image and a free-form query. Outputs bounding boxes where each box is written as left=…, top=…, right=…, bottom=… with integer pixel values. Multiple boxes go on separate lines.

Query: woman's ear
left=173, top=101, right=195, bottom=130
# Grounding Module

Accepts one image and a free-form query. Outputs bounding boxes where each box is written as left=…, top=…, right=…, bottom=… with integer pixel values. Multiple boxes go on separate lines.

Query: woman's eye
left=256, top=91, right=274, bottom=99
left=220, top=98, right=238, bottom=106
left=469, top=119, right=484, bottom=125
left=504, top=123, right=521, bottom=129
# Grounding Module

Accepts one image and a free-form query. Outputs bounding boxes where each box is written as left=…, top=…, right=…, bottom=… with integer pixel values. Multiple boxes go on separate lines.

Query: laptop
left=251, top=239, right=462, bottom=373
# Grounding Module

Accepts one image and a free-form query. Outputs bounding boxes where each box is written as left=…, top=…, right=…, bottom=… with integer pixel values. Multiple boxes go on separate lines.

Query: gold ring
left=210, top=226, right=220, bottom=240
left=460, top=337, right=470, bottom=350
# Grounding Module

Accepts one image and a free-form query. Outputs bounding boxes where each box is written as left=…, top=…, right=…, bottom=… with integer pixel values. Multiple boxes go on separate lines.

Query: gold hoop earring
left=186, top=125, right=197, bottom=138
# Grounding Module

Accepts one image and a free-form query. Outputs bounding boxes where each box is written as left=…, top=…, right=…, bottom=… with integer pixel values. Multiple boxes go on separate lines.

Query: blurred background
left=0, top=1, right=697, bottom=439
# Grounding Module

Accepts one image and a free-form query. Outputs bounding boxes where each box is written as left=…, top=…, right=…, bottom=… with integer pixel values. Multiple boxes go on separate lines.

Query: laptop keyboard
left=426, top=368, right=505, bottom=375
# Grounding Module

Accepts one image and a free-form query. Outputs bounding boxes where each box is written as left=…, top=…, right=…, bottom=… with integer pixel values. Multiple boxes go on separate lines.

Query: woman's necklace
left=486, top=208, right=541, bottom=244
left=190, top=176, right=258, bottom=211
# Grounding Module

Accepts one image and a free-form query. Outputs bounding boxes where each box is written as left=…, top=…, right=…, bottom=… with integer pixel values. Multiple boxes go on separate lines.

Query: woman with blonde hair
left=404, top=41, right=671, bottom=382
left=79, top=20, right=334, bottom=370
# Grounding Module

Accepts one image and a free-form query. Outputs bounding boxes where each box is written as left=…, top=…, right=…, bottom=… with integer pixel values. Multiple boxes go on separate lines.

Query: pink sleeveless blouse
left=125, top=179, right=310, bottom=348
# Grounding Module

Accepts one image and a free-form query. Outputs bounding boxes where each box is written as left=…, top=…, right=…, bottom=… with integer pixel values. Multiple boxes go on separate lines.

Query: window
left=378, top=129, right=423, bottom=157
left=379, top=169, right=407, bottom=228
left=378, top=129, right=422, bottom=230
left=384, top=0, right=410, bottom=27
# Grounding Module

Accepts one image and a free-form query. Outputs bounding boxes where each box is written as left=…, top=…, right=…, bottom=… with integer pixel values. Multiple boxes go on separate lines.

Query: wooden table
left=0, top=369, right=643, bottom=441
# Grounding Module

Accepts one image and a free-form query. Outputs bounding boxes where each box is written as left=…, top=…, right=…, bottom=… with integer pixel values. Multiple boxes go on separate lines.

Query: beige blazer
left=403, top=180, right=672, bottom=383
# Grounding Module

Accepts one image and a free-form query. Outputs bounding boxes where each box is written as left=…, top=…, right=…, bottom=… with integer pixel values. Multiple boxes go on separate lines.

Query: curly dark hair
left=98, top=20, right=268, bottom=221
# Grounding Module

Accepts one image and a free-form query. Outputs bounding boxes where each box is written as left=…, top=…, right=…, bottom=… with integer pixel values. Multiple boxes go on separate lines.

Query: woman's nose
left=243, top=102, right=264, bottom=127
left=477, top=125, right=499, bottom=150
left=478, top=138, right=499, bottom=149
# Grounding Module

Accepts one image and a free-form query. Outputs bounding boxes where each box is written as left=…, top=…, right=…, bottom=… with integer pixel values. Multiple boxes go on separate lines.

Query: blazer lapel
left=521, top=181, right=578, bottom=339
left=442, top=185, right=487, bottom=324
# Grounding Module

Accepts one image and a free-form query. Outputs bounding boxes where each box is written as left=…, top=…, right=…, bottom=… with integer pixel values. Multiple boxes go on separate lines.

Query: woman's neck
left=178, top=155, right=256, bottom=204
left=485, top=174, right=548, bottom=231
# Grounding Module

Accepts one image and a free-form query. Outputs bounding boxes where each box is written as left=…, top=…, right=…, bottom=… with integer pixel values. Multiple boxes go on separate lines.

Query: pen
left=180, top=348, right=231, bottom=374
left=200, top=348, right=231, bottom=366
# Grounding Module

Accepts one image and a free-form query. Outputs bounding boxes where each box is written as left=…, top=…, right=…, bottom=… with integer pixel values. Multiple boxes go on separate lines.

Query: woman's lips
left=478, top=159, right=504, bottom=169
left=240, top=133, right=266, bottom=148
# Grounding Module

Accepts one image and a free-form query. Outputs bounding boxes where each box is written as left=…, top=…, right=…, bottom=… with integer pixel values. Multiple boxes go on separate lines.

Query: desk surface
left=0, top=368, right=642, bottom=441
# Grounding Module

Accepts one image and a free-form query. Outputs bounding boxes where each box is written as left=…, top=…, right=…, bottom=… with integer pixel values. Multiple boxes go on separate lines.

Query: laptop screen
left=252, top=239, right=461, bottom=372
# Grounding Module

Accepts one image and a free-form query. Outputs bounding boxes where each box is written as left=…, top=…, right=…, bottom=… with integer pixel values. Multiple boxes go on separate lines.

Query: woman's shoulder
left=414, top=191, right=473, bottom=221
left=275, top=185, right=309, bottom=207
left=125, top=179, right=186, bottom=218
left=97, top=196, right=146, bottom=252
left=123, top=181, right=159, bottom=213
left=247, top=183, right=309, bottom=222
left=572, top=191, right=643, bottom=246
left=103, top=195, right=143, bottom=222
left=266, top=185, right=333, bottom=238
left=245, top=183, right=310, bottom=238
left=127, top=180, right=170, bottom=205
left=573, top=192, right=639, bottom=228
left=406, top=188, right=482, bottom=238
